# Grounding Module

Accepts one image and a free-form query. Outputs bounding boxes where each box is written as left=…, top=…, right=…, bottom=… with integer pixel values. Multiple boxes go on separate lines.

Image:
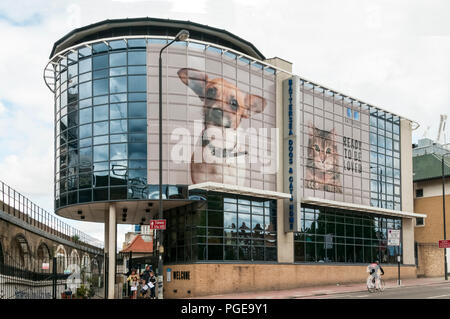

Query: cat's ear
left=329, top=128, right=337, bottom=140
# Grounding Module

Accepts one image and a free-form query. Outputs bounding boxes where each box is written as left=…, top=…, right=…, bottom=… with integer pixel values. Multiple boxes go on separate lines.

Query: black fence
left=0, top=180, right=103, bottom=251
left=0, top=253, right=104, bottom=299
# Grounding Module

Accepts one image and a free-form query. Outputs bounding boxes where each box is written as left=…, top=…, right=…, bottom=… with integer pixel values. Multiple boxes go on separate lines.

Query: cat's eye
left=314, top=145, right=320, bottom=152
left=326, top=148, right=331, bottom=154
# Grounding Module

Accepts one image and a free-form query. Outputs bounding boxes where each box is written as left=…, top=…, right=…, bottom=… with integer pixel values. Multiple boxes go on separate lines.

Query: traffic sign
left=388, top=229, right=401, bottom=246
left=439, top=240, right=450, bottom=248
left=149, top=219, right=166, bottom=230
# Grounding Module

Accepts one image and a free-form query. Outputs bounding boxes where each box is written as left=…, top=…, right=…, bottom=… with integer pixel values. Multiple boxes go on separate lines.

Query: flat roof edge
left=50, top=17, right=265, bottom=60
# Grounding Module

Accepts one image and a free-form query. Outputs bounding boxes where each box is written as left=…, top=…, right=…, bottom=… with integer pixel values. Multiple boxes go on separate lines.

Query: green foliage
left=76, top=284, right=89, bottom=299
left=71, top=235, right=80, bottom=243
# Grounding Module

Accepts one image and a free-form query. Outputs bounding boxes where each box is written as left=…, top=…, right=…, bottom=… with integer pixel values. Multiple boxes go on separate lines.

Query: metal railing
left=0, top=253, right=104, bottom=299
left=0, top=180, right=103, bottom=250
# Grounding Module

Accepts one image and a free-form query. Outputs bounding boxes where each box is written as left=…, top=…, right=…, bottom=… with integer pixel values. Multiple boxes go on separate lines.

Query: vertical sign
left=284, top=77, right=301, bottom=232
left=166, top=268, right=172, bottom=282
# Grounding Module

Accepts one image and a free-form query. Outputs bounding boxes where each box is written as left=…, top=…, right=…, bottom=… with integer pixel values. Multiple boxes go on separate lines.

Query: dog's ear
left=177, top=68, right=208, bottom=100
left=242, top=94, right=267, bottom=118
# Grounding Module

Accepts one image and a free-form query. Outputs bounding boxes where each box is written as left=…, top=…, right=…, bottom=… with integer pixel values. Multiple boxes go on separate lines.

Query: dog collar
left=202, top=131, right=247, bottom=158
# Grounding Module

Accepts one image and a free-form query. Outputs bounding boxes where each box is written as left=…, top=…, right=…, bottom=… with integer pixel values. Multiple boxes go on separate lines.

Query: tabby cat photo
left=305, top=123, right=343, bottom=193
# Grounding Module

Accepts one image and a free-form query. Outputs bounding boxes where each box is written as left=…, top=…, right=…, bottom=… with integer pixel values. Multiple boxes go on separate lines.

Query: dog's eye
left=206, top=87, right=217, bottom=99
left=229, top=98, right=239, bottom=111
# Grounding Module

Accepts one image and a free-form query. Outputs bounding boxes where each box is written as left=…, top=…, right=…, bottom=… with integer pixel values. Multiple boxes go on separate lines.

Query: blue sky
left=0, top=0, right=449, bottom=247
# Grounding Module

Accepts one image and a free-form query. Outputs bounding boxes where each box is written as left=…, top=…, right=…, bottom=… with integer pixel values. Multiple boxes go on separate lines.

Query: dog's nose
left=205, top=108, right=223, bottom=124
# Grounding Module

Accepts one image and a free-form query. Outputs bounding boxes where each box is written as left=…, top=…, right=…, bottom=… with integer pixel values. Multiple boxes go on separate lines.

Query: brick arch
left=37, top=241, right=52, bottom=261
left=70, top=249, right=80, bottom=265
left=10, top=233, right=32, bottom=270
left=55, top=244, right=67, bottom=271
left=0, top=238, right=4, bottom=264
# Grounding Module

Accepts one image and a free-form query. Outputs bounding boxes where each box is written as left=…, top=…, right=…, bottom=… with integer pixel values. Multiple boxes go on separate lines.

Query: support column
left=106, top=203, right=116, bottom=299
left=400, top=119, right=415, bottom=265
left=402, top=218, right=415, bottom=265
left=265, top=57, right=294, bottom=263
left=104, top=210, right=109, bottom=298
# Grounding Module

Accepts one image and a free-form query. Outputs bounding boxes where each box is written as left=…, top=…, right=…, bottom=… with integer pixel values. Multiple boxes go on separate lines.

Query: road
left=298, top=282, right=450, bottom=299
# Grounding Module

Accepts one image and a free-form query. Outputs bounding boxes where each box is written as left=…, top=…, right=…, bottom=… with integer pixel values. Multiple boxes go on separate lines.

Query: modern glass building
left=44, top=18, right=425, bottom=298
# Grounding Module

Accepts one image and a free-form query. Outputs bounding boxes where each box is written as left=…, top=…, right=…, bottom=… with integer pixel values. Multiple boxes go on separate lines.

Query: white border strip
left=189, top=182, right=292, bottom=200
left=302, top=197, right=427, bottom=219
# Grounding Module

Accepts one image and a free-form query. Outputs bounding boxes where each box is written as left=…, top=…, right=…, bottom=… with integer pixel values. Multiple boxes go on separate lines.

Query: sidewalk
left=192, top=277, right=448, bottom=299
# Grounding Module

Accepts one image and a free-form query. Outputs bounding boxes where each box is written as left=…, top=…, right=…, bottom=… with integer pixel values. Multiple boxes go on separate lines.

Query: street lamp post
left=442, top=152, right=450, bottom=281
left=157, top=29, right=189, bottom=299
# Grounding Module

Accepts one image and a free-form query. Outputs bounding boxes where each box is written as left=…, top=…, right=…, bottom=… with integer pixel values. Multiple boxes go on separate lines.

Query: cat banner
left=283, top=76, right=371, bottom=232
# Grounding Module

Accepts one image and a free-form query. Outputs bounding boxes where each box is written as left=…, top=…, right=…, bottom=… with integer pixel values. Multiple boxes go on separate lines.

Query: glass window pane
left=110, top=67, right=127, bottom=76
left=93, top=69, right=108, bottom=80
left=93, top=79, right=108, bottom=96
left=79, top=108, right=92, bottom=124
left=92, top=42, right=109, bottom=54
left=109, top=40, right=127, bottom=50
left=93, top=55, right=108, bottom=70
left=93, top=145, right=108, bottom=162
left=79, top=58, right=91, bottom=74
left=94, top=105, right=108, bottom=122
left=128, top=102, right=146, bottom=117
left=128, top=133, right=146, bottom=143
left=110, top=76, right=127, bottom=93
left=128, top=143, right=146, bottom=159
left=110, top=103, right=127, bottom=119
left=110, top=143, right=127, bottom=160
left=110, top=120, right=127, bottom=134
left=128, top=66, right=146, bottom=74
left=79, top=82, right=92, bottom=99
left=128, top=75, right=146, bottom=92
left=128, top=51, right=146, bottom=65
left=94, top=121, right=108, bottom=136
left=129, top=119, right=146, bottom=133
left=224, top=212, right=237, bottom=229
left=79, top=124, right=92, bottom=139
left=109, top=52, right=127, bottom=67
left=110, top=134, right=127, bottom=143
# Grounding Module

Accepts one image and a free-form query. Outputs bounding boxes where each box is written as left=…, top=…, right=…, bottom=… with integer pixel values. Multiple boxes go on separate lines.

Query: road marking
left=427, top=294, right=450, bottom=299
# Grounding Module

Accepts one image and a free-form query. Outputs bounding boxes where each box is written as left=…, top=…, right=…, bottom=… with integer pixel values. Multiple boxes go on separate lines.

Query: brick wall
left=417, top=243, right=444, bottom=277
left=163, top=263, right=417, bottom=298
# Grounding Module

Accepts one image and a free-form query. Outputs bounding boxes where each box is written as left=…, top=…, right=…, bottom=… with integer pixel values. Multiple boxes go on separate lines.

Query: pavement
left=192, top=276, right=449, bottom=299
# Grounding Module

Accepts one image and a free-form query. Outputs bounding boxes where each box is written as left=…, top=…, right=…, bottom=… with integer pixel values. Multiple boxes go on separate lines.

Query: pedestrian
left=141, top=265, right=151, bottom=286
left=139, top=265, right=151, bottom=298
left=127, top=269, right=140, bottom=299
left=148, top=271, right=157, bottom=299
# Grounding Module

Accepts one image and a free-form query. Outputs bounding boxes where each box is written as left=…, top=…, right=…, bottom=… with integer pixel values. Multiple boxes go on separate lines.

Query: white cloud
left=0, top=101, right=5, bottom=115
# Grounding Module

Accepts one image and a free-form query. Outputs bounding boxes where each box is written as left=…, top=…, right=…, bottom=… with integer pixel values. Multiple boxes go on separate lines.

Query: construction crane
left=437, top=114, right=448, bottom=145
left=423, top=125, right=431, bottom=138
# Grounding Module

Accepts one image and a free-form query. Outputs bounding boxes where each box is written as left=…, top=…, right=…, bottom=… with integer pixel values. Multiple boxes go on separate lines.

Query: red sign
left=149, top=219, right=166, bottom=230
left=439, top=240, right=450, bottom=248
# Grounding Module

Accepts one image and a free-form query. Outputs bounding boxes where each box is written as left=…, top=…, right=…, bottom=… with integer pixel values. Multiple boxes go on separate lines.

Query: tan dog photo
left=177, top=68, right=267, bottom=185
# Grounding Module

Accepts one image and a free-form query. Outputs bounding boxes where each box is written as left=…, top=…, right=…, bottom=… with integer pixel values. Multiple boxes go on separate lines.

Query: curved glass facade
left=54, top=37, right=277, bottom=211
left=55, top=39, right=148, bottom=209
